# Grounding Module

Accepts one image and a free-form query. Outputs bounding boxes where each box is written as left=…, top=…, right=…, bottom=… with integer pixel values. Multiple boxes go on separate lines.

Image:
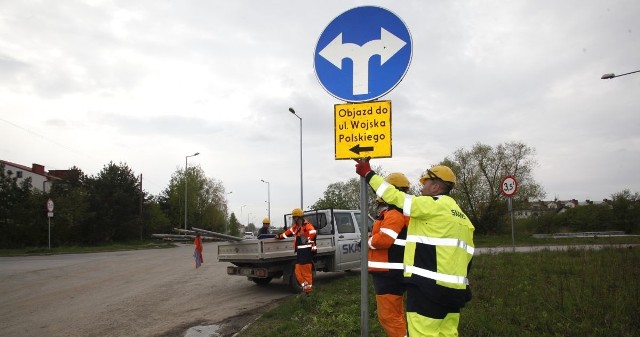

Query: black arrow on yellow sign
left=349, top=144, right=374, bottom=155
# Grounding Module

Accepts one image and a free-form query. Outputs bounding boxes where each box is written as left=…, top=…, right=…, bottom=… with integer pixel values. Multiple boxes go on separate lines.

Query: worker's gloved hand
left=354, top=157, right=372, bottom=177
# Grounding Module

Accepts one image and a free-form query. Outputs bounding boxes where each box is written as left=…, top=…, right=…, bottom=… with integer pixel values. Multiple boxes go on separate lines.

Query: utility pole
left=139, top=174, right=143, bottom=241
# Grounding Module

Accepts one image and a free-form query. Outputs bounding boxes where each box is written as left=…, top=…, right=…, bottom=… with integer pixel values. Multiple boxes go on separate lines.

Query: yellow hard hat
left=419, top=165, right=456, bottom=186
left=385, top=172, right=410, bottom=188
left=291, top=208, right=304, bottom=217
left=262, top=217, right=270, bottom=224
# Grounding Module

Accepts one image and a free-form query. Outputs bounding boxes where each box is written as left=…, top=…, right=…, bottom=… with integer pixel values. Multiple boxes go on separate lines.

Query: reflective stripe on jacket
left=368, top=174, right=475, bottom=308
left=368, top=207, right=408, bottom=274
left=278, top=221, right=317, bottom=263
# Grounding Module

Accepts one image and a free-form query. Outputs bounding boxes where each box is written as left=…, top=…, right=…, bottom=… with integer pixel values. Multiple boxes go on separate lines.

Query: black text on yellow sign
left=334, top=101, right=392, bottom=160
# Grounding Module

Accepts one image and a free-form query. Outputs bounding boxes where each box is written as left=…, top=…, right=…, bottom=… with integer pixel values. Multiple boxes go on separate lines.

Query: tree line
left=0, top=161, right=238, bottom=248
left=2, top=141, right=638, bottom=248
left=310, top=141, right=639, bottom=235
left=523, top=190, right=640, bottom=234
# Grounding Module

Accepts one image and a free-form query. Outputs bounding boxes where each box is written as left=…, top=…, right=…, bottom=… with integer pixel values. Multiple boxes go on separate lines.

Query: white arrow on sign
left=319, top=28, right=406, bottom=95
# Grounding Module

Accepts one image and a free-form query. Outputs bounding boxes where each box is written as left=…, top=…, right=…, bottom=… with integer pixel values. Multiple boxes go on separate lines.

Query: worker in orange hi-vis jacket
left=193, top=234, right=204, bottom=268
left=274, top=208, right=317, bottom=293
left=368, top=173, right=410, bottom=337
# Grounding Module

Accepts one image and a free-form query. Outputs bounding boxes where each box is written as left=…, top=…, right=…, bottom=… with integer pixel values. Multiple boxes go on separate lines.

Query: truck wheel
left=251, top=277, right=272, bottom=286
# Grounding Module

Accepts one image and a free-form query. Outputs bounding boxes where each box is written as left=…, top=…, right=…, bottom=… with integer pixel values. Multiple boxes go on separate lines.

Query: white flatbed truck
left=217, top=209, right=373, bottom=292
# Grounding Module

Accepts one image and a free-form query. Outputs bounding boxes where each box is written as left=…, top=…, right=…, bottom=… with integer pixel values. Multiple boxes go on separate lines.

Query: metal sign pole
left=501, top=176, right=518, bottom=253
left=359, top=176, right=369, bottom=337
left=46, top=199, right=54, bottom=250
left=316, top=7, right=412, bottom=335
left=48, top=216, right=51, bottom=249
left=508, top=197, right=515, bottom=252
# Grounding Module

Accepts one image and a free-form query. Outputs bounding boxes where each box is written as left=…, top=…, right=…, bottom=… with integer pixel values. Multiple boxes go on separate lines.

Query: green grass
left=463, top=247, right=640, bottom=336
left=0, top=240, right=176, bottom=256
left=238, top=245, right=640, bottom=337
left=239, top=272, right=386, bottom=337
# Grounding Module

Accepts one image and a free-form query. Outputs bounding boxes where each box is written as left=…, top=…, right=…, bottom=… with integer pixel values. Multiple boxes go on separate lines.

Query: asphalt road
left=0, top=242, right=297, bottom=337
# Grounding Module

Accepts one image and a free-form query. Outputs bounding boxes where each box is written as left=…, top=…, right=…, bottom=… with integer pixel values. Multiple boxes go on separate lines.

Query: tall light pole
left=184, top=152, right=200, bottom=230
left=240, top=204, right=246, bottom=224
left=247, top=212, right=252, bottom=227
left=601, top=69, right=640, bottom=79
left=289, top=107, right=303, bottom=209
left=260, top=179, right=271, bottom=221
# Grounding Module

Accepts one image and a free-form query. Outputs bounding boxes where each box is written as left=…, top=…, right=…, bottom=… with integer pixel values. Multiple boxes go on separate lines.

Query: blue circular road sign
left=314, top=6, right=412, bottom=103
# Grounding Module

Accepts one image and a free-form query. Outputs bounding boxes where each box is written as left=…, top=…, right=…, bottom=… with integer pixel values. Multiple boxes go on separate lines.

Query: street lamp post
left=240, top=204, right=246, bottom=225
left=184, top=152, right=200, bottom=230
left=261, top=179, right=271, bottom=221
left=289, top=107, right=303, bottom=209
left=601, top=69, right=640, bottom=79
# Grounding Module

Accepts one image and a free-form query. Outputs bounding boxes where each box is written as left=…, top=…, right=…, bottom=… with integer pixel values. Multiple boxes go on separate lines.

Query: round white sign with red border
left=501, top=176, right=518, bottom=197
left=46, top=199, right=54, bottom=212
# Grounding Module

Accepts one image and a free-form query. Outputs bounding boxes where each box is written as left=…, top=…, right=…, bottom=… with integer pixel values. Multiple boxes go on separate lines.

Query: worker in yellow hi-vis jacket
left=355, top=159, right=474, bottom=337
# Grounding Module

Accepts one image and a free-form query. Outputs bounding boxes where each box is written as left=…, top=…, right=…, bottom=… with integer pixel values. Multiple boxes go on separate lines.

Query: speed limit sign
left=501, top=176, right=518, bottom=197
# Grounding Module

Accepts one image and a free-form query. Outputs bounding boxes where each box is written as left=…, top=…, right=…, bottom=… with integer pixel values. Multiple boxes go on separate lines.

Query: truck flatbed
left=217, top=236, right=336, bottom=263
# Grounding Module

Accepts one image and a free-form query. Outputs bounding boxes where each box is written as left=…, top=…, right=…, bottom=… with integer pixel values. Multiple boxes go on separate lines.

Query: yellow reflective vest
left=369, top=174, right=475, bottom=308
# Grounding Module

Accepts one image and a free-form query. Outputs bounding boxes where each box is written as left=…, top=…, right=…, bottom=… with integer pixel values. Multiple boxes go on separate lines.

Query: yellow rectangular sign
left=334, top=101, right=392, bottom=160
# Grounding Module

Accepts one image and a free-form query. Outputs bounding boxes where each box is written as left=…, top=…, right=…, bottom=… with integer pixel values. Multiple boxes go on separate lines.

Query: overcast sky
left=1, top=0, right=639, bottom=225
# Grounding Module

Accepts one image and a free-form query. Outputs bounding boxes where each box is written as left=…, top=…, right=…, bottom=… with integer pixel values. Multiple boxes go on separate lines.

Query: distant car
left=242, top=232, right=255, bottom=239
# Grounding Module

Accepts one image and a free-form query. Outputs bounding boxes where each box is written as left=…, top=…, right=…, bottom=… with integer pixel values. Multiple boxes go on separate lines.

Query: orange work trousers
left=376, top=293, right=407, bottom=337
left=294, top=263, right=313, bottom=293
